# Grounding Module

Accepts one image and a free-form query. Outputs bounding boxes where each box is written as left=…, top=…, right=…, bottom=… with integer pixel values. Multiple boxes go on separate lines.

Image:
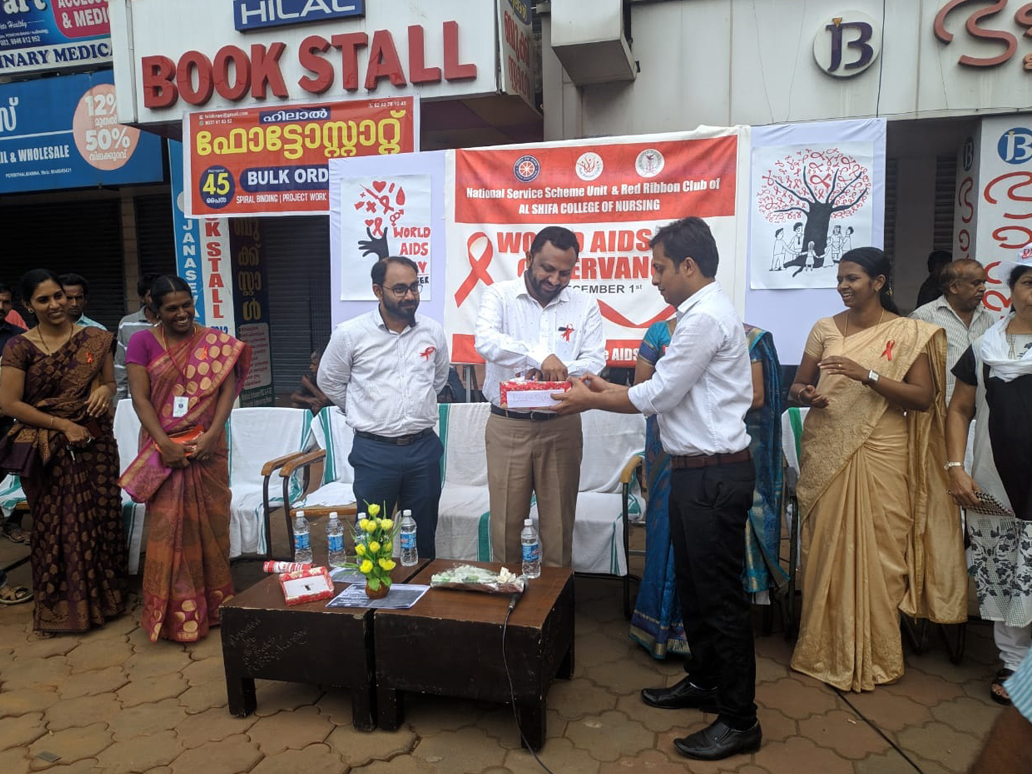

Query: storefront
left=109, top=0, right=542, bottom=398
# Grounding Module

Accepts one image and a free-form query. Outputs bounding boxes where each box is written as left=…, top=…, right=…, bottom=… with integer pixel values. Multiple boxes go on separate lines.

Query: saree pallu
left=791, top=317, right=966, bottom=692
left=119, top=328, right=250, bottom=642
left=0, top=328, right=125, bottom=633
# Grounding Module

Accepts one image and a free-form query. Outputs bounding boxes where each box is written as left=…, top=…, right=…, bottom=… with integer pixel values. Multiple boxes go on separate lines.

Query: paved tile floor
left=0, top=524, right=1002, bottom=773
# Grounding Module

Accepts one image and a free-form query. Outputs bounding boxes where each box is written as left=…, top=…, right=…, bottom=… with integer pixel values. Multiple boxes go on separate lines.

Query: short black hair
left=927, top=250, right=952, bottom=273
left=371, top=256, right=419, bottom=286
left=19, top=269, right=61, bottom=305
left=649, top=217, right=719, bottom=278
left=59, top=272, right=89, bottom=295
left=530, top=226, right=579, bottom=258
left=0, top=282, right=11, bottom=296
left=1008, top=266, right=1032, bottom=290
left=150, top=275, right=192, bottom=308
left=137, top=272, right=162, bottom=298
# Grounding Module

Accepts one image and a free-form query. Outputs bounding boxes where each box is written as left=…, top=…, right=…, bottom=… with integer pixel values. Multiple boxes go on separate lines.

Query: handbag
left=167, top=426, right=203, bottom=455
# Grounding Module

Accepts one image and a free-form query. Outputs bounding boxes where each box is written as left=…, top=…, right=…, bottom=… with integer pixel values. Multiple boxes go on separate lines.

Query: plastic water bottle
left=399, top=510, right=418, bottom=566
left=293, top=510, right=313, bottom=565
left=326, top=511, right=345, bottom=568
left=521, top=518, right=541, bottom=579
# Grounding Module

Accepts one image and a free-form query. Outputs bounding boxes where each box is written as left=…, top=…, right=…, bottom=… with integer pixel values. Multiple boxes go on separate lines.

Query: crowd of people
left=0, top=219, right=1028, bottom=764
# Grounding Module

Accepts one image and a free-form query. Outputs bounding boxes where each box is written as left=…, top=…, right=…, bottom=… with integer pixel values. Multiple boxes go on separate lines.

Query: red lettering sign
left=934, top=0, right=1032, bottom=68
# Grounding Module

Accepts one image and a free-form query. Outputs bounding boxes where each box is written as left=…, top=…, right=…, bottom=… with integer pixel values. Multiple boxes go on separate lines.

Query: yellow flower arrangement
left=343, top=502, right=402, bottom=594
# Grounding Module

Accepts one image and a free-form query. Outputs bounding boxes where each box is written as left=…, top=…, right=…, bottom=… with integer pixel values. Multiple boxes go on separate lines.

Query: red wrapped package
left=500, top=380, right=571, bottom=410
left=278, top=566, right=334, bottom=606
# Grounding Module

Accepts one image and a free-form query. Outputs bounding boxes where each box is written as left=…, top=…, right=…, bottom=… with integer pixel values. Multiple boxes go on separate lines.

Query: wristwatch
left=866, top=370, right=880, bottom=386
left=943, top=461, right=964, bottom=471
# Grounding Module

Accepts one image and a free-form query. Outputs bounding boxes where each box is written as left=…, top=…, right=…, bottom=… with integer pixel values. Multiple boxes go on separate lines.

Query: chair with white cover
left=780, top=406, right=808, bottom=635
left=113, top=399, right=146, bottom=573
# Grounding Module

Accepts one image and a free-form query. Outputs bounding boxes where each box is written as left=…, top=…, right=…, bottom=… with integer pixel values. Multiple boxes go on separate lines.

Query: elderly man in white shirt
left=319, top=256, right=449, bottom=560
left=555, top=217, right=760, bottom=762
left=474, top=225, right=605, bottom=568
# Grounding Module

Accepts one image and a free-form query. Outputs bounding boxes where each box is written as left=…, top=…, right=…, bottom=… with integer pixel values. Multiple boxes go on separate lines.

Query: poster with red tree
left=751, top=142, right=875, bottom=289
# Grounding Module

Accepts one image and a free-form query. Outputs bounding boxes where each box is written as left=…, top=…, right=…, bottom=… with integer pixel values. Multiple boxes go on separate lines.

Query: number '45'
left=202, top=172, right=230, bottom=196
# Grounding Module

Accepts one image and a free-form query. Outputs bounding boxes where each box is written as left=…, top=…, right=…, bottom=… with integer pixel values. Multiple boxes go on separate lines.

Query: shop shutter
left=933, top=155, right=957, bottom=252
left=260, top=216, right=332, bottom=399
left=134, top=193, right=178, bottom=279
left=0, top=198, right=124, bottom=330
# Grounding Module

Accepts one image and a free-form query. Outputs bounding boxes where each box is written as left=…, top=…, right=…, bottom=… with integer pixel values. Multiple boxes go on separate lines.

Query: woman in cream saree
left=789, top=248, right=966, bottom=692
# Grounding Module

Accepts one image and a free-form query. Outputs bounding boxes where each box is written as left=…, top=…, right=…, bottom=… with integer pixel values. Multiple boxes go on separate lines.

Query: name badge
left=173, top=396, right=190, bottom=418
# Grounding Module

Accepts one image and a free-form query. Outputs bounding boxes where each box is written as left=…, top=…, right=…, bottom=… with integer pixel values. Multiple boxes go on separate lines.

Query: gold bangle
left=49, top=417, right=55, bottom=429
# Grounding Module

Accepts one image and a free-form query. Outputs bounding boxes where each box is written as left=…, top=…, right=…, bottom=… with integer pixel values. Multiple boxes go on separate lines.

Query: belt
left=354, top=428, right=433, bottom=446
left=490, top=405, right=561, bottom=421
left=670, top=450, right=752, bottom=469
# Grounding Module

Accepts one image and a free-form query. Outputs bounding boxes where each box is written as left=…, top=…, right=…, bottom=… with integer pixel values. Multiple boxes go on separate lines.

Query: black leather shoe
left=640, top=676, right=718, bottom=711
left=673, top=719, right=762, bottom=760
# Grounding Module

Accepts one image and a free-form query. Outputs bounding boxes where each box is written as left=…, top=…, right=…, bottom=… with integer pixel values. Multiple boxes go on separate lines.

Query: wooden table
left=220, top=562, right=427, bottom=729
left=374, top=560, right=575, bottom=750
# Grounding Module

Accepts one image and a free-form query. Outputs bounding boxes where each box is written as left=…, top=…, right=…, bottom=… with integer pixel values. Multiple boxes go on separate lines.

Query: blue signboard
left=0, top=70, right=163, bottom=194
left=0, top=0, right=110, bottom=75
left=169, top=139, right=208, bottom=325
left=234, top=0, right=364, bottom=32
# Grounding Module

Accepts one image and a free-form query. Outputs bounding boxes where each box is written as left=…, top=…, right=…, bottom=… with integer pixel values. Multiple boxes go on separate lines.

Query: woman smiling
left=788, top=247, right=966, bottom=692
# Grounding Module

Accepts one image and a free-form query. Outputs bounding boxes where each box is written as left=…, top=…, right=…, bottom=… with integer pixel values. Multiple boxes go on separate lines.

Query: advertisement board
left=0, top=0, right=110, bottom=75
left=0, top=70, right=162, bottom=194
left=183, top=96, right=417, bottom=218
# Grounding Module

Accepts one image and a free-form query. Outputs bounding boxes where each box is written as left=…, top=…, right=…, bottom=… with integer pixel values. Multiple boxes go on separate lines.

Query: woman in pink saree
left=120, top=276, right=250, bottom=642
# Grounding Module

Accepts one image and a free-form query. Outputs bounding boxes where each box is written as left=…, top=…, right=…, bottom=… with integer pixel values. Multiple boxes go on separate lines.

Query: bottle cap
left=524, top=518, right=533, bottom=526
left=329, top=511, right=338, bottom=518
left=296, top=510, right=305, bottom=518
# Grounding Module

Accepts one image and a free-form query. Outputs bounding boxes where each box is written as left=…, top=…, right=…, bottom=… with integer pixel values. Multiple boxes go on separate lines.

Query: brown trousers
left=485, top=412, right=582, bottom=567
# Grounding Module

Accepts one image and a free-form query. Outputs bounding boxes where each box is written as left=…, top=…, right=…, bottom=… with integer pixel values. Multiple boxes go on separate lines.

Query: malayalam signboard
left=183, top=96, right=418, bottom=217
left=0, top=70, right=162, bottom=194
left=0, top=0, right=111, bottom=75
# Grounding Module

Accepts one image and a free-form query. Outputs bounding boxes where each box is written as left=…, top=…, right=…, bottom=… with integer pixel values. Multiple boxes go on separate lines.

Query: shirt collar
left=517, top=276, right=570, bottom=308
left=372, top=307, right=418, bottom=333
left=675, top=281, right=720, bottom=320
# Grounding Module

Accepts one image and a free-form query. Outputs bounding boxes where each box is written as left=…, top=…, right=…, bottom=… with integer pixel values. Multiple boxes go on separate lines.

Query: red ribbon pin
left=559, top=325, right=574, bottom=342
left=454, top=232, right=495, bottom=306
left=881, top=340, right=895, bottom=361
left=420, top=346, right=436, bottom=361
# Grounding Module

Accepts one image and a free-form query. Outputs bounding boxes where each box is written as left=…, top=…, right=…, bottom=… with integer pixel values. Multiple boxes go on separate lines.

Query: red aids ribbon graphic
left=454, top=232, right=495, bottom=307
left=420, top=346, right=436, bottom=361
left=559, top=325, right=574, bottom=342
left=597, top=300, right=676, bottom=329
left=86, top=352, right=93, bottom=364
left=881, top=340, right=895, bottom=361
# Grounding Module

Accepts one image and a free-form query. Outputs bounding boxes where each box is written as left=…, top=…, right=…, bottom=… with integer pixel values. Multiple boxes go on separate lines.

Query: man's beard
left=383, top=295, right=418, bottom=323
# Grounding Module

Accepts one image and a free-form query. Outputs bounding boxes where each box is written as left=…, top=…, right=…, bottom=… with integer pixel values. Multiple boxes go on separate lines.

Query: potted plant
left=350, top=503, right=399, bottom=599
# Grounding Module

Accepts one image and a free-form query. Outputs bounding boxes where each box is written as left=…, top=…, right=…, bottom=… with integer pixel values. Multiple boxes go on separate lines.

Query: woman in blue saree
left=630, top=320, right=785, bottom=658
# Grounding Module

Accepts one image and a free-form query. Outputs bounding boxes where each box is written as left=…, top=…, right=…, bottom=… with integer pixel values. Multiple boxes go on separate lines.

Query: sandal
left=0, top=584, right=31, bottom=605
left=991, top=667, right=1015, bottom=706
left=1, top=522, right=27, bottom=544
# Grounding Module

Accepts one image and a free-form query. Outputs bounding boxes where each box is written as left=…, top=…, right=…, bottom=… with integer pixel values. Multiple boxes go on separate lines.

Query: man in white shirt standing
left=319, top=256, right=450, bottom=560
left=474, top=226, right=605, bottom=568
left=554, top=217, right=760, bottom=761
left=910, top=258, right=992, bottom=402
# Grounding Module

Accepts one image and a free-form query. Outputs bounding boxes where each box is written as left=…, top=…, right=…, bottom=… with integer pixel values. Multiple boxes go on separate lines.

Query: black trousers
left=668, top=459, right=757, bottom=728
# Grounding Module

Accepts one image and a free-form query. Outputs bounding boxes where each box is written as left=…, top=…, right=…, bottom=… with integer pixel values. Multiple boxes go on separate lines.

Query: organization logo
left=635, top=149, right=665, bottom=178
left=234, top=0, right=365, bottom=33
left=998, top=127, right=1032, bottom=165
left=962, top=136, right=975, bottom=172
left=513, top=154, right=541, bottom=183
left=813, top=11, right=881, bottom=78
left=575, top=151, right=604, bottom=181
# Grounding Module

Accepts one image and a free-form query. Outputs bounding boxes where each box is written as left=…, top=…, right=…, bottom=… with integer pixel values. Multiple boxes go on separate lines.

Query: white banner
left=750, top=134, right=880, bottom=290
left=338, top=174, right=433, bottom=301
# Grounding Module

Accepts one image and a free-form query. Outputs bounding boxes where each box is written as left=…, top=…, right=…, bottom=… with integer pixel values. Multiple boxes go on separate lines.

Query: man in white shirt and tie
left=474, top=226, right=606, bottom=568
left=319, top=256, right=450, bottom=560
left=554, top=217, right=761, bottom=761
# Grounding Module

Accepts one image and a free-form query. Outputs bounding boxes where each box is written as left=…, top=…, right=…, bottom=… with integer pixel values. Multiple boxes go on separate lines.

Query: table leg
left=225, top=672, right=256, bottom=717
left=351, top=686, right=376, bottom=732
left=377, top=687, right=403, bottom=731
left=516, top=700, right=546, bottom=751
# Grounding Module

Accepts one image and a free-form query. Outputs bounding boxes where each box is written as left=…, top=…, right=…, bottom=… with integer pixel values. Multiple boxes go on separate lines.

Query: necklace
left=160, top=324, right=193, bottom=383
left=843, top=308, right=884, bottom=339
left=35, top=323, right=73, bottom=355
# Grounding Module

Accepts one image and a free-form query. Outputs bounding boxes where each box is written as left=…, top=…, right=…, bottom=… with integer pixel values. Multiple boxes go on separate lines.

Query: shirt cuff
left=526, top=345, right=549, bottom=370
left=627, top=382, right=655, bottom=416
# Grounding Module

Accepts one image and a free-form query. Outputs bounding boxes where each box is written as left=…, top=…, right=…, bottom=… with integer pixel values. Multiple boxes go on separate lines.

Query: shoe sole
left=674, top=738, right=762, bottom=761
left=641, top=695, right=719, bottom=713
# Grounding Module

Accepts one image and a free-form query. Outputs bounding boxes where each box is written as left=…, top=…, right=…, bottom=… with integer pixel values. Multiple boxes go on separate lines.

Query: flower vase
left=364, top=581, right=390, bottom=600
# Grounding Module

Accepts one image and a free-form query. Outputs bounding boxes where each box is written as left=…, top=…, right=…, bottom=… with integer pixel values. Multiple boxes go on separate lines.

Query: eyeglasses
left=384, top=283, right=421, bottom=297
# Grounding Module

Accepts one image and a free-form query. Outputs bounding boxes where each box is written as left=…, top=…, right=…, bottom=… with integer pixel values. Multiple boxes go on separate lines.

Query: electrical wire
left=502, top=604, right=557, bottom=774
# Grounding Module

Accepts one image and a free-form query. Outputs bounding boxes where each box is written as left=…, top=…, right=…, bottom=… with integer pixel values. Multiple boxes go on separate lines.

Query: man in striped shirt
left=114, top=273, right=161, bottom=400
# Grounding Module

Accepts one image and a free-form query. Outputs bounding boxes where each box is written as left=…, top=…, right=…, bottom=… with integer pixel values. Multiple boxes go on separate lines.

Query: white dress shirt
left=318, top=309, right=449, bottom=437
left=628, top=282, right=751, bottom=456
left=910, top=297, right=994, bottom=402
left=474, top=277, right=606, bottom=408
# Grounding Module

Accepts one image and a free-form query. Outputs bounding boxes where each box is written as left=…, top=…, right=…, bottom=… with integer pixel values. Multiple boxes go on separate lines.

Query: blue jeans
left=349, top=432, right=443, bottom=561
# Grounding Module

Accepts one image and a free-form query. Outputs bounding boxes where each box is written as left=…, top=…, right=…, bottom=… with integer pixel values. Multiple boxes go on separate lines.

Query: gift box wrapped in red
left=278, top=566, right=334, bottom=606
left=500, top=380, right=571, bottom=410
